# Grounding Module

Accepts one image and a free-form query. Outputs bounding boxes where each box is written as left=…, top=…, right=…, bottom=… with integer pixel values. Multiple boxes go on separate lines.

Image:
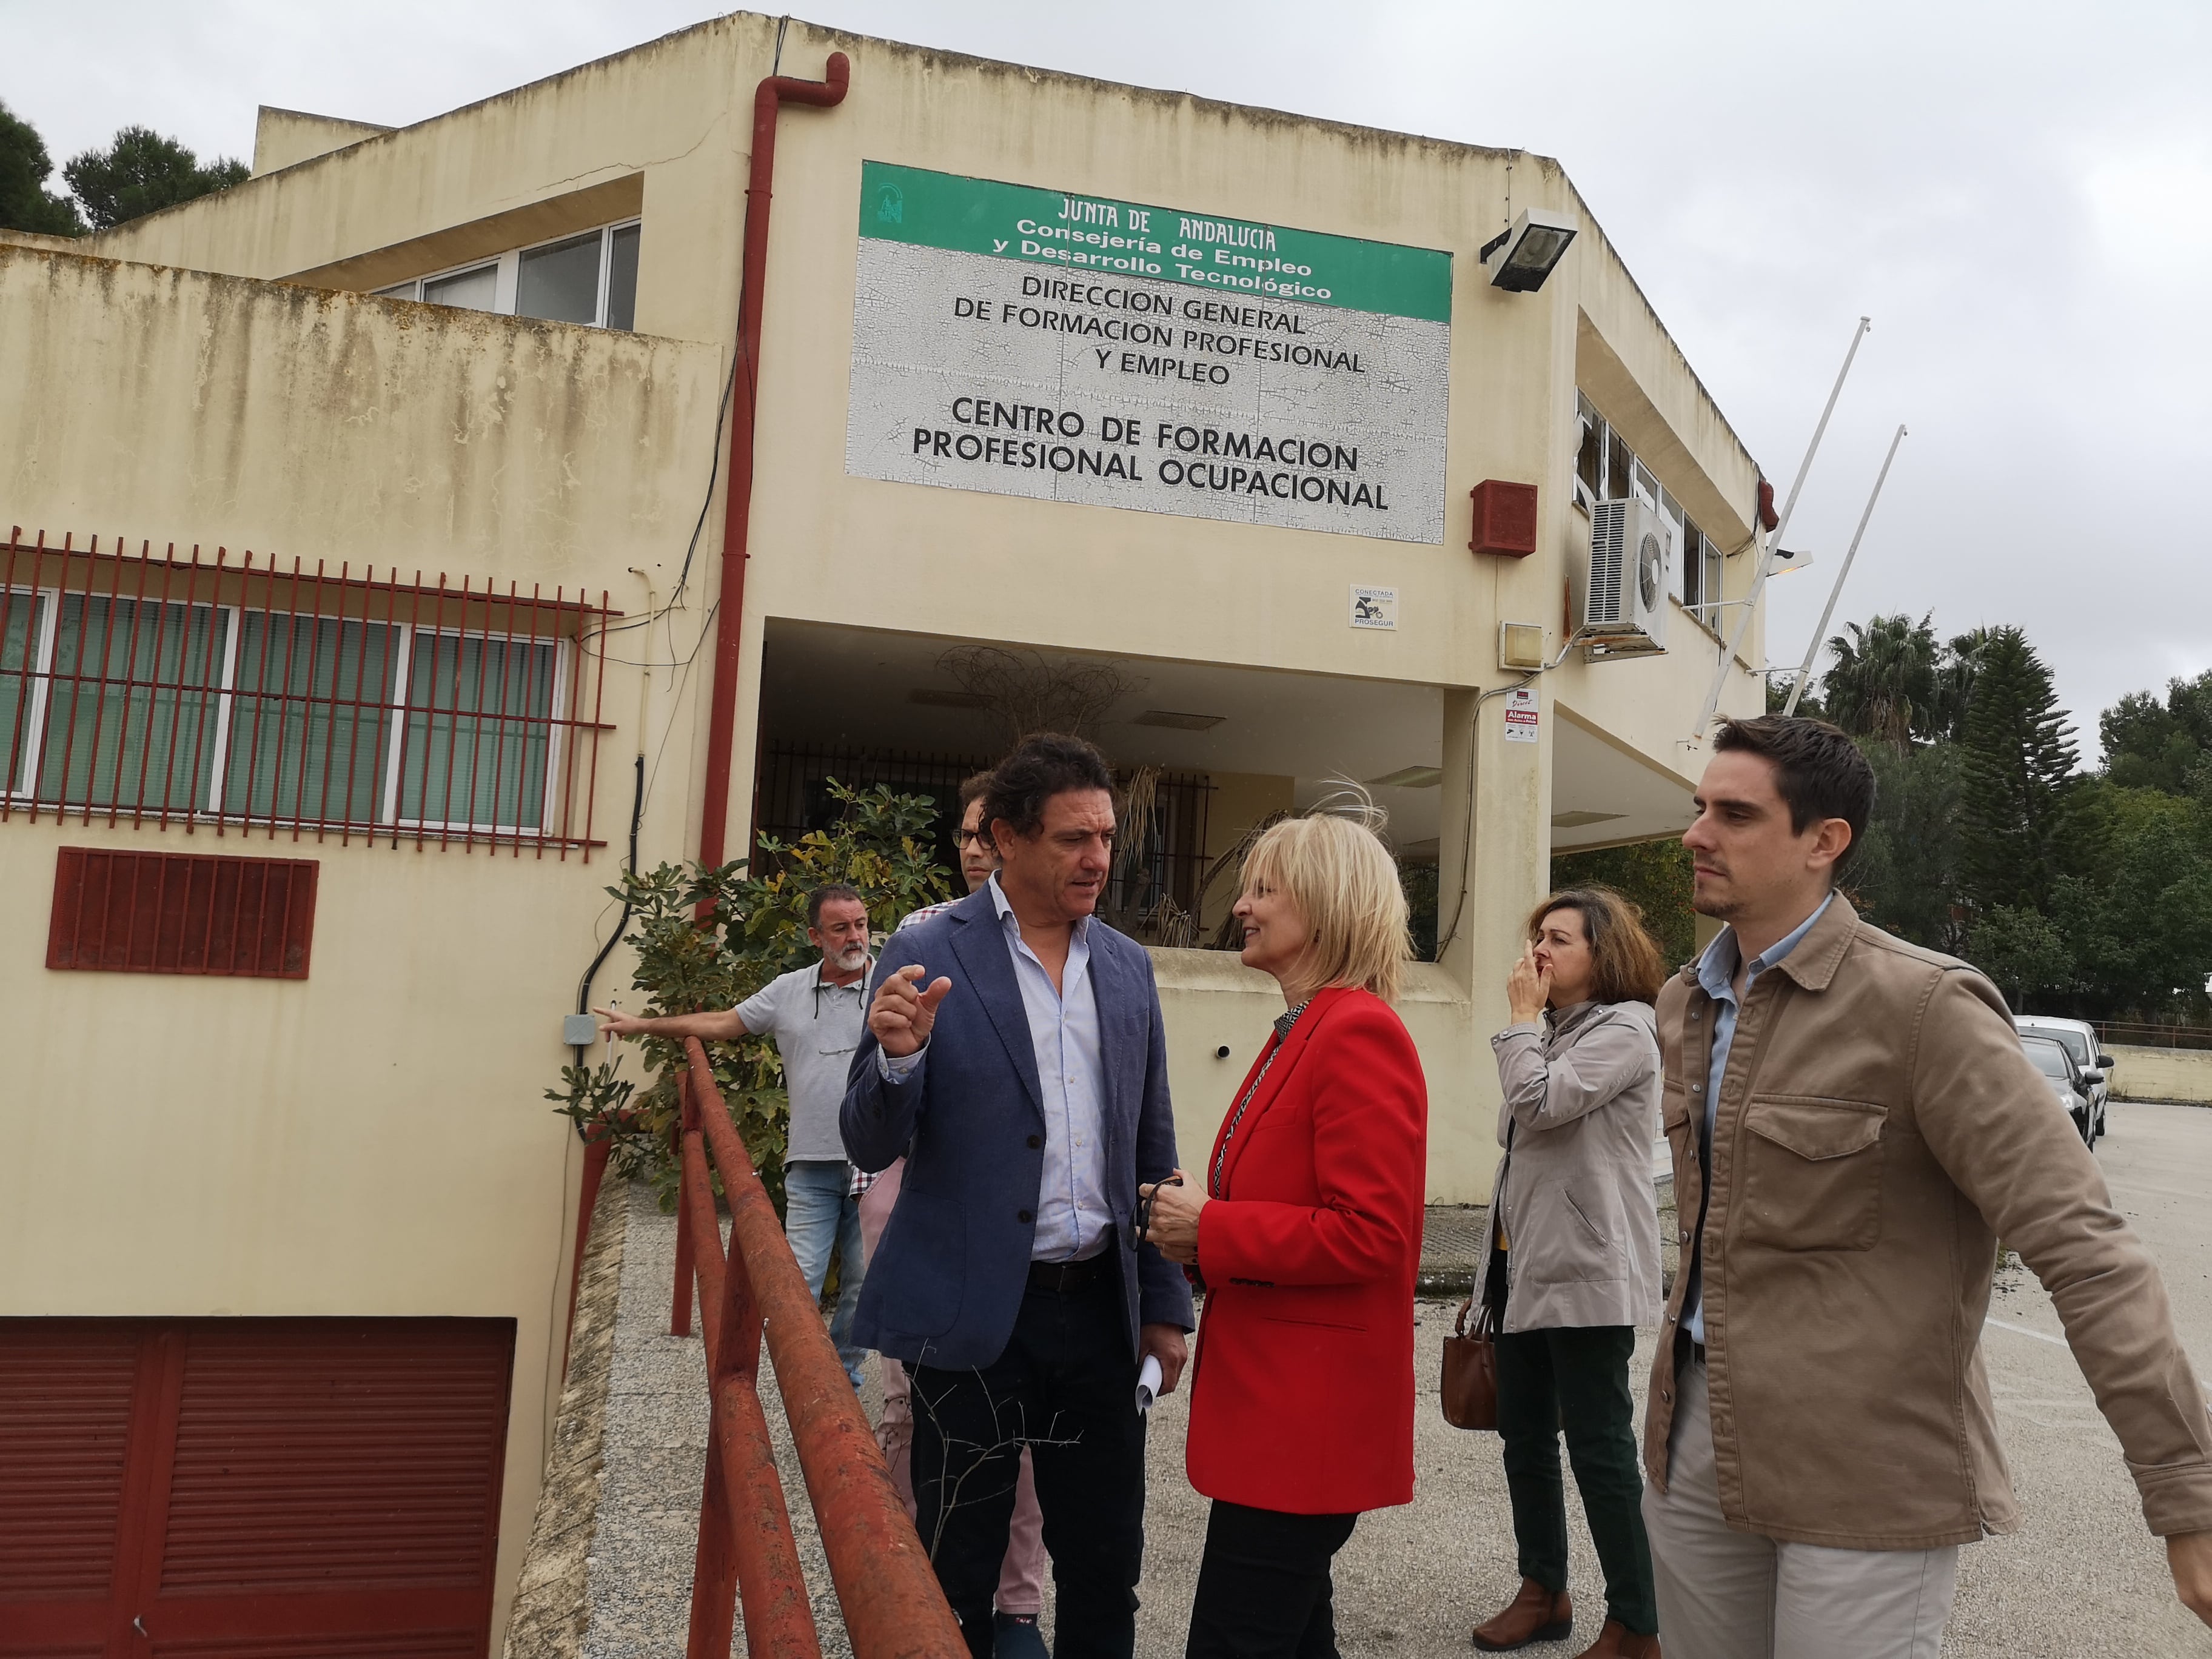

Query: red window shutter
left=0, top=1319, right=513, bottom=1657
left=160, top=1322, right=513, bottom=1598
left=47, top=848, right=317, bottom=979
left=0, top=1323, right=142, bottom=1598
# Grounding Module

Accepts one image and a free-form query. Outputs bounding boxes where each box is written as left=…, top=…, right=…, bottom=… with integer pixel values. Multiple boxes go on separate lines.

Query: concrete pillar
left=1430, top=682, right=1552, bottom=1200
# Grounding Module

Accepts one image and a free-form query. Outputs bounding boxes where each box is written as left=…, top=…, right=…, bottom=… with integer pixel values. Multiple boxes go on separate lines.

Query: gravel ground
left=578, top=1102, right=2212, bottom=1656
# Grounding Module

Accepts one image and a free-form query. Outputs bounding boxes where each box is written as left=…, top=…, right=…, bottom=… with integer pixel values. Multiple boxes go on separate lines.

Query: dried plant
left=936, top=645, right=1142, bottom=747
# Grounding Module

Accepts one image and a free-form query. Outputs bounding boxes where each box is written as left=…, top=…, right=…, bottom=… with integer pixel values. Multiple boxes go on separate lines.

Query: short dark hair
left=806, top=883, right=865, bottom=930
left=957, top=769, right=994, bottom=810
left=982, top=734, right=1118, bottom=841
left=1712, top=715, right=1875, bottom=873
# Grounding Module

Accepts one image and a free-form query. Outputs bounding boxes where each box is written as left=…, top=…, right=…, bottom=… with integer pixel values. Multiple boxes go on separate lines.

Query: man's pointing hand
left=870, top=963, right=952, bottom=1058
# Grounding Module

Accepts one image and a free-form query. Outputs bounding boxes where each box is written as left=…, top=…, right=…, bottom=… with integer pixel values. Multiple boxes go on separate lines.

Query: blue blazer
left=841, top=886, right=1195, bottom=1370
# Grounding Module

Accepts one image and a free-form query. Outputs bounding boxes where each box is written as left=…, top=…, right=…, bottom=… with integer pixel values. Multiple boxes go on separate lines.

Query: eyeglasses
left=1130, top=1172, right=1184, bottom=1251
left=956, top=829, right=989, bottom=847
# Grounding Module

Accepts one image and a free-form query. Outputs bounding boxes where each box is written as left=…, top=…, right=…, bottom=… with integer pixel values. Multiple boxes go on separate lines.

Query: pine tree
left=0, top=100, right=84, bottom=236
left=1958, top=626, right=2091, bottom=914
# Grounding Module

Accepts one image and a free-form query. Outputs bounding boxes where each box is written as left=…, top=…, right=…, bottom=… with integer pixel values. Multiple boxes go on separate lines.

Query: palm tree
left=1932, top=627, right=1993, bottom=744
left=1822, top=614, right=1940, bottom=748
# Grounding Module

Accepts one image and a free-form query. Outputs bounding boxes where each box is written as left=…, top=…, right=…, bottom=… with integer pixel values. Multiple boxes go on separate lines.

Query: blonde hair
left=1240, top=789, right=1412, bottom=1004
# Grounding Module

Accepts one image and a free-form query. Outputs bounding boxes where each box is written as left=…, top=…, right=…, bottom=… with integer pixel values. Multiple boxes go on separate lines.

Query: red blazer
left=1184, top=985, right=1429, bottom=1515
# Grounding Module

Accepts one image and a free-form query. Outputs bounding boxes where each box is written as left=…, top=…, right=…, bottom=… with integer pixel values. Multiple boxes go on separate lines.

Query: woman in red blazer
left=1143, top=803, right=1429, bottom=1658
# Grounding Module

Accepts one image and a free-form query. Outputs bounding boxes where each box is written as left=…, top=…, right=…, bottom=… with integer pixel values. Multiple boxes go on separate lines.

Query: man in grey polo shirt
left=598, top=882, right=876, bottom=1389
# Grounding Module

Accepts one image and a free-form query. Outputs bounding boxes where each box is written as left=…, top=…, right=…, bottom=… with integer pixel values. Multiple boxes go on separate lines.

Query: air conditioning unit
left=1576, top=497, right=1671, bottom=657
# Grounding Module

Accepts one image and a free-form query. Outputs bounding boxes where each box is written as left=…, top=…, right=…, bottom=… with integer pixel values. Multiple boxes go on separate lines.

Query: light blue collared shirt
left=879, top=875, right=1113, bottom=1262
left=1684, top=892, right=1834, bottom=1344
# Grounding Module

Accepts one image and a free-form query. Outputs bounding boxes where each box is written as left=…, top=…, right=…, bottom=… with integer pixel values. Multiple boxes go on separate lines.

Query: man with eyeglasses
left=598, top=882, right=876, bottom=1390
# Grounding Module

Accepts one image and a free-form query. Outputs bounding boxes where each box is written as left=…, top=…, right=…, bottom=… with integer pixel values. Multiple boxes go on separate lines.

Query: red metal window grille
left=49, top=846, right=318, bottom=977
left=2, top=529, right=615, bottom=858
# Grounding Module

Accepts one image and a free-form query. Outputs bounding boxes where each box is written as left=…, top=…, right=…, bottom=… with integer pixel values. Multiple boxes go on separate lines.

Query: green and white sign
left=844, top=161, right=1453, bottom=544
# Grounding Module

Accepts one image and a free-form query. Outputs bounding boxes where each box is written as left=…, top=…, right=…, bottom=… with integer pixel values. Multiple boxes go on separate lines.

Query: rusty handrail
left=677, top=1036, right=965, bottom=1658
left=677, top=1066, right=820, bottom=1658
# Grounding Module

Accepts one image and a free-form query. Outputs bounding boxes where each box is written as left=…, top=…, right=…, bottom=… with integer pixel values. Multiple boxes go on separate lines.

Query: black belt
left=1027, top=1254, right=1115, bottom=1295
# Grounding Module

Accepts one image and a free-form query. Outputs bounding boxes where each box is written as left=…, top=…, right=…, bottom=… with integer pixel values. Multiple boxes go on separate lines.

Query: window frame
left=384, top=622, right=569, bottom=839
left=2, top=587, right=569, bottom=836
left=375, top=218, right=642, bottom=330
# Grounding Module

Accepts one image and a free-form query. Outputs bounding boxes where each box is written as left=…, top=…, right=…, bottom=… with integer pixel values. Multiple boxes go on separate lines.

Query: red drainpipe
left=696, top=50, right=851, bottom=877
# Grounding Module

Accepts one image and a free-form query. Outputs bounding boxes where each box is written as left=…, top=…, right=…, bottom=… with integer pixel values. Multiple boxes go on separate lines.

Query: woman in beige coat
left=1471, top=887, right=1667, bottom=1659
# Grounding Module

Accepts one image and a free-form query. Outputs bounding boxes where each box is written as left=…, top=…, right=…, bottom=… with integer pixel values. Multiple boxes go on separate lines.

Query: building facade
left=0, top=13, right=1768, bottom=1649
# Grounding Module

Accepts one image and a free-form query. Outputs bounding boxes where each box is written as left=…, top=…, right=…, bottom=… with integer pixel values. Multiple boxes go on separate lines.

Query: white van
left=2015, top=1016, right=2114, bottom=1141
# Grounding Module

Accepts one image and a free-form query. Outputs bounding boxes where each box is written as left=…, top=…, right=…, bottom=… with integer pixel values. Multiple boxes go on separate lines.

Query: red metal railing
left=2, top=529, right=615, bottom=857
left=670, top=1036, right=964, bottom=1657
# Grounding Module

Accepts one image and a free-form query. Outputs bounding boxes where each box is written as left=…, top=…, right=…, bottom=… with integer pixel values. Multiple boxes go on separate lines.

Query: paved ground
left=580, top=1101, right=2212, bottom=1655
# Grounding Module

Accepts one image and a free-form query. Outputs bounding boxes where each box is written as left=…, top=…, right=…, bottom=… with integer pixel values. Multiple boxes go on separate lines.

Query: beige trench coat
left=1487, top=999, right=1664, bottom=1333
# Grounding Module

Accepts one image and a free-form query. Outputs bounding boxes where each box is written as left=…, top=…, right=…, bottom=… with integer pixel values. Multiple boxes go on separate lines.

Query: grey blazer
left=1487, top=999, right=1664, bottom=1332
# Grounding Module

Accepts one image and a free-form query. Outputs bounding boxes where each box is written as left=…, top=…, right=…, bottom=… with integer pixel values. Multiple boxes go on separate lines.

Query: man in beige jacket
left=1643, top=714, right=2212, bottom=1657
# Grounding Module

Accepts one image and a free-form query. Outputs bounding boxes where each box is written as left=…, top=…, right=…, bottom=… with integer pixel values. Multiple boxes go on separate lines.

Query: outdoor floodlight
left=1481, top=209, right=1578, bottom=293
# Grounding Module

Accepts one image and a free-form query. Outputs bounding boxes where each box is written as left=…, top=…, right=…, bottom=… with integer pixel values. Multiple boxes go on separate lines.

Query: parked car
left=2016, top=1016, right=2116, bottom=1141
left=2020, top=1033, right=2099, bottom=1145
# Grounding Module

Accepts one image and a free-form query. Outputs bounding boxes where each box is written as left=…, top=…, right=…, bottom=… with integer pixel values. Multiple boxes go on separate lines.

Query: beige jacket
left=1646, top=894, right=2212, bottom=1548
left=1489, top=1000, right=1664, bottom=1332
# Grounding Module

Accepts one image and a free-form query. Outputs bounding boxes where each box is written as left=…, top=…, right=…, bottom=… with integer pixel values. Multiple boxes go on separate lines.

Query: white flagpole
left=1782, top=423, right=1908, bottom=717
left=1695, top=316, right=1871, bottom=736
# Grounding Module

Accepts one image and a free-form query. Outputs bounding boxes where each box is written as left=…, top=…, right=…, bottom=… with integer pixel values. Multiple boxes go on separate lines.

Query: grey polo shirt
left=736, top=960, right=871, bottom=1164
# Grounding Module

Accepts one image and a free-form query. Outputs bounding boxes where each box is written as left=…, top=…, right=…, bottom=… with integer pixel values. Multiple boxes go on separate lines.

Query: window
left=1574, top=392, right=1726, bottom=632
left=375, top=220, right=642, bottom=330
left=2, top=536, right=613, bottom=855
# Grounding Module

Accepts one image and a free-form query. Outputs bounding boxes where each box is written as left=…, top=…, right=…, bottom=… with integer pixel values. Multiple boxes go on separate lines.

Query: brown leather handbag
left=1440, top=1295, right=1498, bottom=1430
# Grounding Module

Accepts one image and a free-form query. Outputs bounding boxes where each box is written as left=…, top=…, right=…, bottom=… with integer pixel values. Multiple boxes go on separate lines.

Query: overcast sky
left=8, top=1, right=2208, bottom=755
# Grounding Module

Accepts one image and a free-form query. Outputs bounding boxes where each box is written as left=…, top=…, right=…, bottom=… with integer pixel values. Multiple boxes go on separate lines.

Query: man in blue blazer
left=843, top=733, right=1194, bottom=1659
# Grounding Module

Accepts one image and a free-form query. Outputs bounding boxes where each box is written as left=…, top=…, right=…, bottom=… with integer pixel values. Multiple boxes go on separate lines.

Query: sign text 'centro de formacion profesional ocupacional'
left=844, top=162, right=1453, bottom=545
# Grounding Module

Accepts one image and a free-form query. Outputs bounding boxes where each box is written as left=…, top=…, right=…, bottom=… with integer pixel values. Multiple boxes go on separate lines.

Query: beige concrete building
left=1, top=12, right=1769, bottom=1650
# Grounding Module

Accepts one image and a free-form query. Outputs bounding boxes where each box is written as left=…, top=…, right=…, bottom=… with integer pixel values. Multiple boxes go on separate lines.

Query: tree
left=2046, top=786, right=2212, bottom=1024
left=1846, top=737, right=1968, bottom=952
left=2101, top=669, right=2212, bottom=794
left=1931, top=627, right=1992, bottom=745
left=548, top=780, right=950, bottom=1211
left=1821, top=613, right=1940, bottom=748
left=62, top=126, right=247, bottom=231
left=1965, top=905, right=2072, bottom=1011
left=0, top=100, right=83, bottom=236
left=1957, top=626, right=2093, bottom=914
left=1550, top=838, right=1697, bottom=967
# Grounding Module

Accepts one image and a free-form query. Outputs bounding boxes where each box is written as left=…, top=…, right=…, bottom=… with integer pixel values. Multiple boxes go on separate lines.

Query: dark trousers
left=1185, top=1501, right=1358, bottom=1658
left=910, top=1275, right=1147, bottom=1659
left=1494, top=1324, right=1658, bottom=1636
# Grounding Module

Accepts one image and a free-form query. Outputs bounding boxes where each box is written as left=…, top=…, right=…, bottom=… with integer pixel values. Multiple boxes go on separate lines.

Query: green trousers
left=1493, top=1324, right=1659, bottom=1637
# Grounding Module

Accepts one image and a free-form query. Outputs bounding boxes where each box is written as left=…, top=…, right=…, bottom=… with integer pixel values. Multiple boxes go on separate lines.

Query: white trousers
left=1643, top=1356, right=1960, bottom=1659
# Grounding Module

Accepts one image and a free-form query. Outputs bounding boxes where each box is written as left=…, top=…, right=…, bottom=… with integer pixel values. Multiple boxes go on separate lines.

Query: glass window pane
left=1575, top=419, right=1601, bottom=497
left=223, top=614, right=399, bottom=825
left=38, top=594, right=229, bottom=813
left=1681, top=523, right=1704, bottom=606
left=399, top=632, right=557, bottom=829
left=372, top=281, right=418, bottom=300
left=1, top=589, right=41, bottom=793
left=516, top=232, right=603, bottom=326
left=1606, top=428, right=1633, bottom=501
left=423, top=263, right=498, bottom=312
left=1705, top=543, right=1723, bottom=618
left=605, top=224, right=640, bottom=332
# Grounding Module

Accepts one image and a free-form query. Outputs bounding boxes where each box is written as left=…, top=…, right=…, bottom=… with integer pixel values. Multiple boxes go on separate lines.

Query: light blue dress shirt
left=879, top=874, right=1114, bottom=1262
left=1684, top=892, right=1834, bottom=1344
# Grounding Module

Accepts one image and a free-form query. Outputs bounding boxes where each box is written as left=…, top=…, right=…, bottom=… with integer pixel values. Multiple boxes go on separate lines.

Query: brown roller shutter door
left=0, top=1318, right=514, bottom=1658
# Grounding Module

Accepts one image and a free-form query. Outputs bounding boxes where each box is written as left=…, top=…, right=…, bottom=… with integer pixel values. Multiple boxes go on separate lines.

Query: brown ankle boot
left=1572, top=1620, right=1660, bottom=1659
left=1472, top=1578, right=1573, bottom=1651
